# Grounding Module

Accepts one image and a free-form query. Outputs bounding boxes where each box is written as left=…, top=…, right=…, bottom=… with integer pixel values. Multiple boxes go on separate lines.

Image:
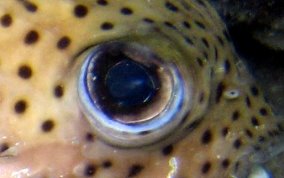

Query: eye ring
left=78, top=41, right=192, bottom=148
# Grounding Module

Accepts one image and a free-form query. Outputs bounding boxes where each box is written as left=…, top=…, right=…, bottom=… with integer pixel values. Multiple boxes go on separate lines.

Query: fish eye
left=78, top=41, right=192, bottom=148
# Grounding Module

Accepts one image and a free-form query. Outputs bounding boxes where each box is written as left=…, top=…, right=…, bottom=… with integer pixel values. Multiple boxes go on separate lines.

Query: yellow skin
left=0, top=0, right=283, bottom=177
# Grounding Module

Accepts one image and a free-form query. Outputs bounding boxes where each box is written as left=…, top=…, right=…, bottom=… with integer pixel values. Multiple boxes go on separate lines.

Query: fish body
left=0, top=0, right=283, bottom=177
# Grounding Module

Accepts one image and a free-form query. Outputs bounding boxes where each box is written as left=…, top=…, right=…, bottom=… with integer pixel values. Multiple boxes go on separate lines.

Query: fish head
left=0, top=0, right=283, bottom=178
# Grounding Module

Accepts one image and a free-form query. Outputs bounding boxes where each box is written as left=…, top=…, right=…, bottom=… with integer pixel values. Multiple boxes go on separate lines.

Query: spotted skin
left=0, top=0, right=283, bottom=177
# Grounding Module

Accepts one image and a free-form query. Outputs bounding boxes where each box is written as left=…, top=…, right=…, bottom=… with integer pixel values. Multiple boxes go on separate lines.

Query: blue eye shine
left=78, top=41, right=192, bottom=148
left=105, top=59, right=158, bottom=108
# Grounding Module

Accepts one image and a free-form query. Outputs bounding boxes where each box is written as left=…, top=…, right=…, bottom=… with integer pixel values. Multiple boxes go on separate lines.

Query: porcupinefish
left=0, top=0, right=283, bottom=177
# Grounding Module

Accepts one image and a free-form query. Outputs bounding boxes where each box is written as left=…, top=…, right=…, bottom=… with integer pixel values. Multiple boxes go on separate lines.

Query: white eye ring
left=224, top=89, right=240, bottom=99
left=77, top=41, right=192, bottom=148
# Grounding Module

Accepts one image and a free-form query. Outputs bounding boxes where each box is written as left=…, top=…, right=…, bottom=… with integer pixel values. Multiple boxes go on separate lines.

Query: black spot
left=201, top=161, right=211, bottom=174
left=196, top=0, right=206, bottom=7
left=101, top=22, right=114, bottom=30
left=102, top=160, right=112, bottom=168
left=245, top=96, right=251, bottom=107
left=162, top=145, right=173, bottom=156
left=185, top=119, right=201, bottom=133
left=121, top=7, right=133, bottom=15
left=232, top=110, right=240, bottom=121
left=143, top=18, right=154, bottom=24
left=245, top=129, right=253, bottom=138
left=216, top=82, right=225, bottom=103
left=14, top=100, right=27, bottom=114
left=85, top=132, right=95, bottom=142
left=184, top=36, right=193, bottom=45
left=74, top=4, right=88, bottom=18
left=54, top=85, right=64, bottom=98
left=201, top=129, right=212, bottom=144
left=41, top=119, right=55, bottom=132
left=222, top=127, right=229, bottom=137
left=214, top=47, right=219, bottom=61
left=180, top=110, right=191, bottom=125
left=164, top=21, right=175, bottom=29
left=18, top=65, right=32, bottom=79
left=24, top=30, right=39, bottom=44
left=165, top=1, right=179, bottom=12
left=224, top=59, right=231, bottom=74
left=1, top=14, right=12, bottom=27
left=195, top=21, right=206, bottom=29
left=57, top=36, right=71, bottom=49
left=182, top=21, right=191, bottom=29
left=222, top=159, right=230, bottom=169
left=203, top=51, right=208, bottom=59
left=0, top=143, right=9, bottom=153
left=216, top=35, right=224, bottom=46
left=250, top=86, right=259, bottom=96
left=22, top=1, right=38, bottom=13
left=233, top=139, right=242, bottom=149
left=84, top=163, right=96, bottom=176
left=201, top=38, right=209, bottom=48
left=251, top=116, right=260, bottom=126
left=127, top=164, right=144, bottom=177
left=97, top=0, right=108, bottom=6
left=196, top=57, right=204, bottom=67
left=259, top=108, right=268, bottom=116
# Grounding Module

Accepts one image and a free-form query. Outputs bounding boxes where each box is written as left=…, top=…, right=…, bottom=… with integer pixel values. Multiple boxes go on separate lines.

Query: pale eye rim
left=77, top=41, right=192, bottom=147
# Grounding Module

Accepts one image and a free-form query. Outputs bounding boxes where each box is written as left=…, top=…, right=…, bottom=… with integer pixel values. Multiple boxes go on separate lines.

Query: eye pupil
left=105, top=60, right=157, bottom=107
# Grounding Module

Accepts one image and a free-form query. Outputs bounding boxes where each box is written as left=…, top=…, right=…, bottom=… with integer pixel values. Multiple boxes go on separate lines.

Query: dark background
left=211, top=0, right=284, bottom=116
left=210, top=1, right=284, bottom=176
